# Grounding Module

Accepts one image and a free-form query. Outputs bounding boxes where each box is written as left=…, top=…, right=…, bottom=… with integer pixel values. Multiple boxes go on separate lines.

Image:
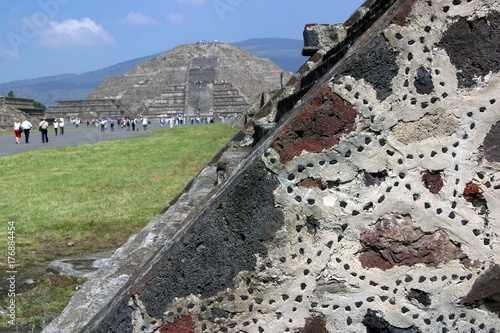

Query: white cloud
left=38, top=18, right=114, bottom=48
left=175, top=0, right=207, bottom=6
left=123, top=12, right=157, bottom=25
left=167, top=12, right=186, bottom=24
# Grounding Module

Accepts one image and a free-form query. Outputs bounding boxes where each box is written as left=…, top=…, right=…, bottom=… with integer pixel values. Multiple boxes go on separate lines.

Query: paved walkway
left=0, top=124, right=160, bottom=157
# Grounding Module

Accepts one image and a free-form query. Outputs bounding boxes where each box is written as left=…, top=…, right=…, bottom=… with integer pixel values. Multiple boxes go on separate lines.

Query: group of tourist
left=12, top=118, right=65, bottom=144
left=78, top=117, right=150, bottom=132
left=13, top=114, right=231, bottom=144
left=13, top=118, right=34, bottom=144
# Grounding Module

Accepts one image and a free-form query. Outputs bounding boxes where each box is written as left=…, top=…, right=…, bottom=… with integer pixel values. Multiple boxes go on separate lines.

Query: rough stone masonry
left=44, top=0, right=500, bottom=332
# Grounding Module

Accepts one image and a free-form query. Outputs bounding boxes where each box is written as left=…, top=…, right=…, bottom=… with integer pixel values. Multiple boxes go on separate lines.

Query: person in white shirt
left=39, top=118, right=49, bottom=143
left=54, top=120, right=59, bottom=136
left=59, top=119, right=65, bottom=135
left=13, top=119, right=22, bottom=144
left=21, top=119, right=32, bottom=143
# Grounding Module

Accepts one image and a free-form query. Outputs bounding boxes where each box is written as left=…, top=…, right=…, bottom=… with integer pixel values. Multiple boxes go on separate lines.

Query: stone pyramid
left=49, top=42, right=289, bottom=121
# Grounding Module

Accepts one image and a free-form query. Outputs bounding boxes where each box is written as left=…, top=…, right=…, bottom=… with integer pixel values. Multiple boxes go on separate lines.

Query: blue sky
left=0, top=0, right=364, bottom=83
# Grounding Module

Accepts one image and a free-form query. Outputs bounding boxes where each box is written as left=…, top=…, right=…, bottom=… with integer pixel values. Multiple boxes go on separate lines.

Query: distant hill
left=0, top=54, right=160, bottom=108
left=0, top=38, right=305, bottom=107
left=233, top=38, right=305, bottom=73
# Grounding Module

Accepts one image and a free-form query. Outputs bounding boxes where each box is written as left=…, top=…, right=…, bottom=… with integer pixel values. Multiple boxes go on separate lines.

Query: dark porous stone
left=460, top=264, right=500, bottom=317
left=341, top=35, right=399, bottom=101
left=362, top=309, right=420, bottom=333
left=437, top=12, right=500, bottom=88
left=298, top=178, right=327, bottom=190
left=359, top=214, right=471, bottom=270
left=483, top=121, right=500, bottom=162
left=391, top=0, right=418, bottom=26
left=295, top=313, right=328, bottom=333
left=407, top=288, right=432, bottom=307
left=159, top=315, right=194, bottom=333
left=421, top=170, right=444, bottom=194
left=271, top=85, right=359, bottom=163
left=137, top=159, right=284, bottom=318
left=364, top=170, right=389, bottom=187
left=88, top=297, right=134, bottom=333
left=414, top=66, right=434, bottom=95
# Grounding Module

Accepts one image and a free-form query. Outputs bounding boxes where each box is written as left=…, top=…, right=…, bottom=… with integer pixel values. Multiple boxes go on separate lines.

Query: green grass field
left=0, top=123, right=239, bottom=329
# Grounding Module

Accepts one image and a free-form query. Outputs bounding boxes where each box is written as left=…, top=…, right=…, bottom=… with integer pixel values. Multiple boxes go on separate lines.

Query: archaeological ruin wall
left=44, top=0, right=500, bottom=332
left=0, top=97, right=44, bottom=117
left=0, top=97, right=45, bottom=130
left=48, top=99, right=125, bottom=120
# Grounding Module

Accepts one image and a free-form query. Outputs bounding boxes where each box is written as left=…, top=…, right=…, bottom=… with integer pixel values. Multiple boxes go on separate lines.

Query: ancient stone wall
left=0, top=97, right=44, bottom=130
left=44, top=0, right=500, bottom=332
left=213, top=83, right=250, bottom=116
left=0, top=97, right=34, bottom=110
left=144, top=85, right=186, bottom=118
left=48, top=99, right=125, bottom=120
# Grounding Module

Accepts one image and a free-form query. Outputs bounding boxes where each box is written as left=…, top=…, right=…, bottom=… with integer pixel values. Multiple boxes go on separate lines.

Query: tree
left=7, top=90, right=14, bottom=97
left=33, top=101, right=46, bottom=110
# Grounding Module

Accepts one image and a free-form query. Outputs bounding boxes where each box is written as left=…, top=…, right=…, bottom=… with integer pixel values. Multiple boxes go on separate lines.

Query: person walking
left=21, top=118, right=33, bottom=143
left=53, top=119, right=59, bottom=136
left=13, top=119, right=22, bottom=144
left=39, top=118, right=49, bottom=143
left=142, top=117, right=148, bottom=131
left=59, top=119, right=65, bottom=135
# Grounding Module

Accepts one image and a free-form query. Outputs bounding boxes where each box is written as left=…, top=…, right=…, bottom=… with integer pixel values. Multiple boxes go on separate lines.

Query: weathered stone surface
left=48, top=253, right=111, bottom=279
left=391, top=114, right=457, bottom=145
left=359, top=214, right=470, bottom=270
left=302, top=23, right=347, bottom=56
left=271, top=85, right=359, bottom=163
